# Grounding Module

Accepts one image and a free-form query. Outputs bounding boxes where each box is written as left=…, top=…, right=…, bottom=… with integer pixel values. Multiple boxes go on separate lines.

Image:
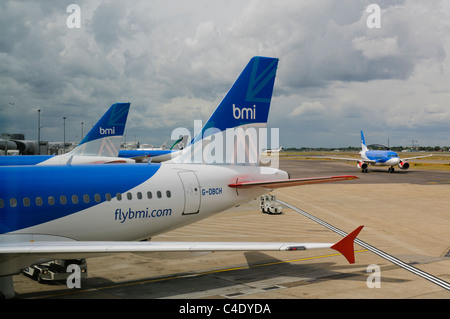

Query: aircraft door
left=178, top=171, right=201, bottom=215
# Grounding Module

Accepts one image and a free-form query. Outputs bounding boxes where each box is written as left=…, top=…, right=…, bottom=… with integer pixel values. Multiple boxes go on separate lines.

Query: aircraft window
left=23, top=197, right=30, bottom=207
left=116, top=193, right=122, bottom=201
left=83, top=194, right=90, bottom=203
left=60, top=196, right=67, bottom=205
left=0, top=199, right=3, bottom=208
left=137, top=192, right=142, bottom=200
left=36, top=197, right=43, bottom=206
left=147, top=191, right=152, bottom=199
left=166, top=190, right=171, bottom=198
left=10, top=198, right=17, bottom=208
left=94, top=194, right=101, bottom=203
left=48, top=196, right=55, bottom=205
left=157, top=191, right=162, bottom=199
left=127, top=192, right=132, bottom=200
left=72, top=195, right=79, bottom=204
left=105, top=193, right=112, bottom=201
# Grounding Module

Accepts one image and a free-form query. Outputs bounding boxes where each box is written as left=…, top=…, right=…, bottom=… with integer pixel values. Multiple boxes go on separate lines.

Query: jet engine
left=398, top=161, right=410, bottom=170
left=357, top=162, right=368, bottom=170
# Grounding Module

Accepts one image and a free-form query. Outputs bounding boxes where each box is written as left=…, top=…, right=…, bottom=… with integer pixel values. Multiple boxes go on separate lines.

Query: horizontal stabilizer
left=228, top=175, right=358, bottom=189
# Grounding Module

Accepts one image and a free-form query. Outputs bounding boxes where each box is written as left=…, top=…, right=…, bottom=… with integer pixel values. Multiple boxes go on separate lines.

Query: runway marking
left=427, top=180, right=450, bottom=184
left=278, top=199, right=450, bottom=291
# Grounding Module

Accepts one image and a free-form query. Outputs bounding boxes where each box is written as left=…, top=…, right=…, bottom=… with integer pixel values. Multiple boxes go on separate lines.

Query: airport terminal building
left=0, top=133, right=74, bottom=155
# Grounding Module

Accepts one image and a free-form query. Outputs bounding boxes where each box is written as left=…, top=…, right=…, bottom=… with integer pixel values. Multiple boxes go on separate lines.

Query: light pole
left=63, top=117, right=66, bottom=154
left=38, top=109, right=41, bottom=155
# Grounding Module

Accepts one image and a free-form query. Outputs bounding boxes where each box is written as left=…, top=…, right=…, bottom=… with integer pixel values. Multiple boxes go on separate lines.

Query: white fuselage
left=11, top=164, right=288, bottom=241
left=360, top=150, right=401, bottom=167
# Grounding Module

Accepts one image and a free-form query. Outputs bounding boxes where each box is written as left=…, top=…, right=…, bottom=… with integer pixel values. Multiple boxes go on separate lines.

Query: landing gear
left=0, top=276, right=15, bottom=299
left=388, top=167, right=395, bottom=173
left=361, top=168, right=368, bottom=173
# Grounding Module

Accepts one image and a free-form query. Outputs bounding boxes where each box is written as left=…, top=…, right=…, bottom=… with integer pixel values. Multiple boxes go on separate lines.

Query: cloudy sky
left=1, top=0, right=450, bottom=148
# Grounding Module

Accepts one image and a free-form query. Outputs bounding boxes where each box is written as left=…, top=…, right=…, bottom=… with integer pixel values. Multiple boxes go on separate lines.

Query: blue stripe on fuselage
left=0, top=163, right=161, bottom=233
left=0, top=155, right=52, bottom=166
left=118, top=149, right=174, bottom=159
left=365, top=150, right=399, bottom=163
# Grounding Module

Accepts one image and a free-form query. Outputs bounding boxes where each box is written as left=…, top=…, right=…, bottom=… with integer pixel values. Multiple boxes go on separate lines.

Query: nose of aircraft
left=388, top=158, right=401, bottom=166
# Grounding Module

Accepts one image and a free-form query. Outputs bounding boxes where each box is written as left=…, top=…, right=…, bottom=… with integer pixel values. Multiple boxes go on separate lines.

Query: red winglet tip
left=330, top=226, right=364, bottom=264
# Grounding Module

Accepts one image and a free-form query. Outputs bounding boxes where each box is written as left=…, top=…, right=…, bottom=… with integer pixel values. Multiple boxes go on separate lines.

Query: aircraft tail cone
left=330, top=226, right=364, bottom=264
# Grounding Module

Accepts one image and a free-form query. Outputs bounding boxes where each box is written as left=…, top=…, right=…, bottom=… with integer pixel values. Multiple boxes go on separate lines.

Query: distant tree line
left=285, top=146, right=450, bottom=152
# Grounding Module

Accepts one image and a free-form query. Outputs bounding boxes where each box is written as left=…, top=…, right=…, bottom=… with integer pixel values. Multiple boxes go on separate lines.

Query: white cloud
left=352, top=36, right=400, bottom=59
left=289, top=102, right=326, bottom=117
left=1, top=0, right=450, bottom=147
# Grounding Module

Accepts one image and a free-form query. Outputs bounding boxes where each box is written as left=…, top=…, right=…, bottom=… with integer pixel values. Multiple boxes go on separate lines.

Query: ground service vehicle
left=23, top=259, right=87, bottom=283
left=260, top=194, right=282, bottom=214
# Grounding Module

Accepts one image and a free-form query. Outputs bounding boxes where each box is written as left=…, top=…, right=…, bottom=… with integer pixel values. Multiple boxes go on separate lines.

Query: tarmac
left=11, top=158, right=450, bottom=300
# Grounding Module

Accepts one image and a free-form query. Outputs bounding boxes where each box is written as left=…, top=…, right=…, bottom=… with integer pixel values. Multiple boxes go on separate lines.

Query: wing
left=321, top=156, right=376, bottom=163
left=228, top=175, right=358, bottom=189
left=401, top=154, right=432, bottom=161
left=0, top=226, right=363, bottom=265
left=128, top=155, right=150, bottom=163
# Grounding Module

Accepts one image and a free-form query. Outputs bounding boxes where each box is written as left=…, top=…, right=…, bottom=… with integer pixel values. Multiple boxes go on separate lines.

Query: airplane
left=262, top=146, right=282, bottom=155
left=0, top=103, right=135, bottom=166
left=325, top=130, right=432, bottom=173
left=0, top=57, right=362, bottom=298
left=118, top=135, right=188, bottom=163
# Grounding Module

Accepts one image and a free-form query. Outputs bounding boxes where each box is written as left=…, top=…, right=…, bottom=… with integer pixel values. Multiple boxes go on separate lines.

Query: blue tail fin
left=173, top=57, right=279, bottom=164
left=69, top=103, right=130, bottom=156
left=191, top=56, right=278, bottom=144
left=360, top=130, right=368, bottom=151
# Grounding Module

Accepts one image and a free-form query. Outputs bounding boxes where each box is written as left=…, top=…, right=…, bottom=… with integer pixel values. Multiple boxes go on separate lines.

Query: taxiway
left=12, top=158, right=450, bottom=299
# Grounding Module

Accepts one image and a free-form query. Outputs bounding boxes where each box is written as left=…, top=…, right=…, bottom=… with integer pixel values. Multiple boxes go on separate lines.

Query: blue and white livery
left=171, top=56, right=279, bottom=165
left=0, top=57, right=361, bottom=298
left=118, top=136, right=187, bottom=163
left=328, top=130, right=432, bottom=173
left=0, top=103, right=134, bottom=166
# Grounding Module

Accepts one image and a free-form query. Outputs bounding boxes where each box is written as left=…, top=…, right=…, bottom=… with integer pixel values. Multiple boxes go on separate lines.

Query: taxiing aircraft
left=262, top=146, right=282, bottom=155
left=0, top=103, right=134, bottom=166
left=326, top=131, right=432, bottom=173
left=118, top=136, right=188, bottom=163
left=0, top=57, right=361, bottom=298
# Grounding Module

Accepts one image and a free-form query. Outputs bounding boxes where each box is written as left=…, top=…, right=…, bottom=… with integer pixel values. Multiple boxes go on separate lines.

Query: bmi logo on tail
left=99, top=127, right=116, bottom=135
left=233, top=104, right=256, bottom=120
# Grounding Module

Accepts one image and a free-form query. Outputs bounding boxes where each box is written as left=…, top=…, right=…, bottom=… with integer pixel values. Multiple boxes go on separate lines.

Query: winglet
left=330, top=226, right=364, bottom=264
